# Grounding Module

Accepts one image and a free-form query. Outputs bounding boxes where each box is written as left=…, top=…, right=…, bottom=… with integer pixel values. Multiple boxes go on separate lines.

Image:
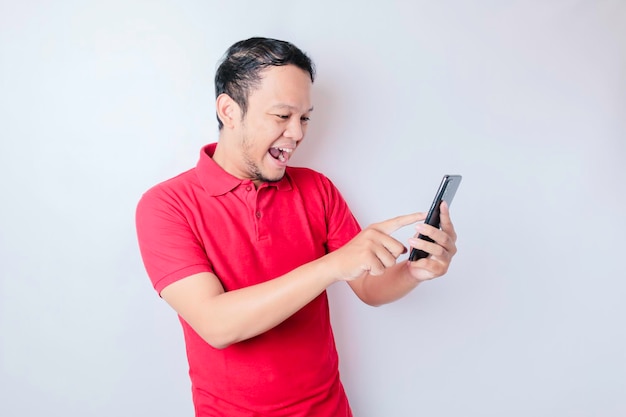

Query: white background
left=1, top=1, right=625, bottom=416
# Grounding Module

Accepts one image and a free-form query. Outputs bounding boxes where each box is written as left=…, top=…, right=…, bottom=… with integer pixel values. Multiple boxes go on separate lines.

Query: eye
left=275, top=114, right=290, bottom=120
left=301, top=116, right=310, bottom=123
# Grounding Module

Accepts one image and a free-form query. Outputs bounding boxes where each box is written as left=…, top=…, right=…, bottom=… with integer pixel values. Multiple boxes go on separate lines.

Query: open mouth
left=268, top=147, right=293, bottom=163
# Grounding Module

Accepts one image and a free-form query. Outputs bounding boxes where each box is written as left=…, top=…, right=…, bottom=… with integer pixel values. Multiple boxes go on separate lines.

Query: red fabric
left=136, top=144, right=360, bottom=416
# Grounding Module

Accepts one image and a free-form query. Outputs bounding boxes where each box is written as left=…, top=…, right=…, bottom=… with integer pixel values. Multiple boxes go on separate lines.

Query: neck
left=212, top=135, right=262, bottom=188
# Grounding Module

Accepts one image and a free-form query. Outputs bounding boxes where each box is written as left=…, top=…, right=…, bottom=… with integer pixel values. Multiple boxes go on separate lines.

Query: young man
left=136, top=37, right=457, bottom=416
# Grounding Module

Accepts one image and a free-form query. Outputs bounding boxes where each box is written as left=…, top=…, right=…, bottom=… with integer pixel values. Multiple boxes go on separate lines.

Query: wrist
left=310, top=253, right=343, bottom=285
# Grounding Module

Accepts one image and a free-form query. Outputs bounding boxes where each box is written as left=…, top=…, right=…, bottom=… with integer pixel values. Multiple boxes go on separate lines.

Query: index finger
left=372, top=212, right=426, bottom=235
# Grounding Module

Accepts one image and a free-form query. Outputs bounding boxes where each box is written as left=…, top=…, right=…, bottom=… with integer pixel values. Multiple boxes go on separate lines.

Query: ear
left=216, top=93, right=241, bottom=129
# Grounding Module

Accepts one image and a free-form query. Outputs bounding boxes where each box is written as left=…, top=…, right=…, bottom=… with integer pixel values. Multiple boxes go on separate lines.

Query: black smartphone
left=408, top=174, right=462, bottom=261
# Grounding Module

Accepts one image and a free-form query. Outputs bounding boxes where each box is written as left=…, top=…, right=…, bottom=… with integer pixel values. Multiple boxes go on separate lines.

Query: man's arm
left=347, top=202, right=458, bottom=306
left=160, top=212, right=425, bottom=349
left=160, top=261, right=334, bottom=349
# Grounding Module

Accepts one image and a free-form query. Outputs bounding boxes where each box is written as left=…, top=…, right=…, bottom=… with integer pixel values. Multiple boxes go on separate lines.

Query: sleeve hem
left=153, top=264, right=213, bottom=295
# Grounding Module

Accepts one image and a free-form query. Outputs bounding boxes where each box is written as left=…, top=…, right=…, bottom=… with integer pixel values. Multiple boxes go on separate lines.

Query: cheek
left=263, top=124, right=286, bottom=142
left=244, top=119, right=285, bottom=148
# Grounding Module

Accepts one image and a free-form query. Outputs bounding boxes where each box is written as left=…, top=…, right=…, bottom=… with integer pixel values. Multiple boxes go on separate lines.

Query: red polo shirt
left=136, top=143, right=361, bottom=416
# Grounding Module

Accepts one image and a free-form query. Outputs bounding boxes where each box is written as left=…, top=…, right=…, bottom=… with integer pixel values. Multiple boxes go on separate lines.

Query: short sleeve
left=135, top=187, right=213, bottom=294
left=320, top=175, right=362, bottom=253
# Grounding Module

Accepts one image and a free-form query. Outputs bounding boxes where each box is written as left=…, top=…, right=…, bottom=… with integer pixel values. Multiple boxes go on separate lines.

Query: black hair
left=214, top=37, right=315, bottom=129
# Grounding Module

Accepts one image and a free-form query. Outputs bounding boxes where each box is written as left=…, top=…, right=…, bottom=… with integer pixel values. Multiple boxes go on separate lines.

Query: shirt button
left=255, top=211, right=261, bottom=218
left=246, top=186, right=252, bottom=191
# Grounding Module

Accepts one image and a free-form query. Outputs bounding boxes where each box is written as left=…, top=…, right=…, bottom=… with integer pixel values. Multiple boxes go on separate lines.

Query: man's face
left=233, top=65, right=313, bottom=185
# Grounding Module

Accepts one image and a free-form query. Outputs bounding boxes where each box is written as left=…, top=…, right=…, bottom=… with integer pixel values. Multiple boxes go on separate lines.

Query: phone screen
left=408, top=174, right=462, bottom=261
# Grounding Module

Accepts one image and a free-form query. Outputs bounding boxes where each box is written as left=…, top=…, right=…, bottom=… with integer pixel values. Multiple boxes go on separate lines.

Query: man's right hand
left=322, top=212, right=426, bottom=281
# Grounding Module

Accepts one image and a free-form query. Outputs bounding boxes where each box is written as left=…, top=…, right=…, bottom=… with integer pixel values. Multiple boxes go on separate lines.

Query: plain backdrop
left=1, top=1, right=625, bottom=416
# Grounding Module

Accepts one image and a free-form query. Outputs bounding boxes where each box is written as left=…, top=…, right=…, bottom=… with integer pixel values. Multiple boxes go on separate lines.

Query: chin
left=259, top=169, right=286, bottom=184
left=263, top=174, right=285, bottom=183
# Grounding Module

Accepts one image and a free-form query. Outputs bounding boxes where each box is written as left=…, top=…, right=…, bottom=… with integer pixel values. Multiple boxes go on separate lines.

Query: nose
left=285, top=118, right=305, bottom=142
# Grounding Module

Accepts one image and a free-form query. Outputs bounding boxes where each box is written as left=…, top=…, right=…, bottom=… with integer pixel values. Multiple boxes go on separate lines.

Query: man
left=136, top=37, right=457, bottom=416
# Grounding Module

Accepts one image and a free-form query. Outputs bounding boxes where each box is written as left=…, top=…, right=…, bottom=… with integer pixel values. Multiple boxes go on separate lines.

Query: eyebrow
left=270, top=104, right=314, bottom=113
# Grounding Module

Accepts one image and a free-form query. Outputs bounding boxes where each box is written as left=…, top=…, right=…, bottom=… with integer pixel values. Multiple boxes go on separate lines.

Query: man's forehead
left=247, top=65, right=313, bottom=110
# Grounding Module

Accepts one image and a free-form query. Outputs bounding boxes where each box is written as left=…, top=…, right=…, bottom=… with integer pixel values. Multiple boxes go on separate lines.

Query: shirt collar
left=196, top=143, right=292, bottom=196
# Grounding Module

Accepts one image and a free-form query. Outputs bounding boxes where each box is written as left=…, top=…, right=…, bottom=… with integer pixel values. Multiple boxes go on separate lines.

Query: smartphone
left=408, top=174, right=462, bottom=262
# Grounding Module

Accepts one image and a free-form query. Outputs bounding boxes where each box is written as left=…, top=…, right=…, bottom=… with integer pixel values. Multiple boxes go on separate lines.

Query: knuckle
left=369, top=263, right=384, bottom=276
left=364, top=228, right=381, bottom=240
left=431, top=246, right=445, bottom=257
